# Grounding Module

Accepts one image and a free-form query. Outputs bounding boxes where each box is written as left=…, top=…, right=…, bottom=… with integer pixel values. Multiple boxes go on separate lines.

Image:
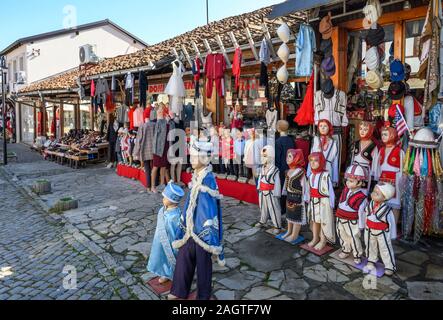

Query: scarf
left=309, top=152, right=327, bottom=174
left=287, top=149, right=306, bottom=171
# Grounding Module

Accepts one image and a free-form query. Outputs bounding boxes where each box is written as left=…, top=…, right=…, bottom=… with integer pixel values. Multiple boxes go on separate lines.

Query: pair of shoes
left=255, top=222, right=265, bottom=228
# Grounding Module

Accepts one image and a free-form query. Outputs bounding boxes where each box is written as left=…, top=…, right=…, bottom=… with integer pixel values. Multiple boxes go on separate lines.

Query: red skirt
left=153, top=142, right=170, bottom=168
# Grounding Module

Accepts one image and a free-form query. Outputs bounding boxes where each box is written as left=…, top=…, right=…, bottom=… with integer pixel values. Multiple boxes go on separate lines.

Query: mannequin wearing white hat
left=364, top=183, right=397, bottom=276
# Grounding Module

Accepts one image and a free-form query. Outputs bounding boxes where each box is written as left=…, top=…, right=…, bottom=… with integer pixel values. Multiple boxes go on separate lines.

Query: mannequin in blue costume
left=147, top=182, right=185, bottom=284
left=169, top=141, right=225, bottom=301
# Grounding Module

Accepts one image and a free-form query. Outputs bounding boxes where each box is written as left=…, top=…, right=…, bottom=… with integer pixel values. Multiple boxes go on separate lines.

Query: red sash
left=336, top=208, right=359, bottom=221
left=366, top=219, right=389, bottom=231
left=260, top=182, right=275, bottom=191
left=310, top=188, right=327, bottom=199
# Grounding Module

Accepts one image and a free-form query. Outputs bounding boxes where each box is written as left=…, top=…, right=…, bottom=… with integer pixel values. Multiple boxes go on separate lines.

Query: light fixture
left=403, top=1, right=411, bottom=11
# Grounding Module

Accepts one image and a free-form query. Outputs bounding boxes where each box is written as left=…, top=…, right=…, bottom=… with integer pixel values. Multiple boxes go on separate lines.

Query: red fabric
left=336, top=209, right=359, bottom=220
left=259, top=182, right=275, bottom=191
left=194, top=58, right=202, bottom=82
left=295, top=139, right=310, bottom=168
left=221, top=137, right=234, bottom=159
left=359, top=121, right=375, bottom=141
left=205, top=53, right=226, bottom=99
left=143, top=106, right=151, bottom=121
left=91, top=80, right=96, bottom=97
left=388, top=103, right=404, bottom=119
left=318, top=119, right=334, bottom=151
left=232, top=48, right=242, bottom=91
left=294, top=73, right=315, bottom=126
left=105, top=94, right=116, bottom=113
left=366, top=219, right=389, bottom=231
left=310, top=188, right=327, bottom=198
left=309, top=152, right=327, bottom=174
left=287, top=149, right=306, bottom=170
left=380, top=171, right=397, bottom=184
left=181, top=172, right=259, bottom=205
left=128, top=107, right=135, bottom=130
left=379, top=145, right=401, bottom=167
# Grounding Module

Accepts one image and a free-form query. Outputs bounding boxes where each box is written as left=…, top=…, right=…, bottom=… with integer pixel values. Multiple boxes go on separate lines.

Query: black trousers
left=170, top=238, right=213, bottom=300
left=223, top=159, right=235, bottom=176
left=144, top=160, right=152, bottom=189
left=234, top=156, right=246, bottom=178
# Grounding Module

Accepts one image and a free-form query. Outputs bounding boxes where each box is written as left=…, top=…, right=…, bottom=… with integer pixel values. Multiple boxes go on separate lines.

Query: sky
left=0, top=0, right=283, bottom=50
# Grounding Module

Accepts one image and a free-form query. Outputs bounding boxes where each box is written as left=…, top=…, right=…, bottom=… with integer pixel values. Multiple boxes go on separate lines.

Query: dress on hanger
left=165, top=61, right=186, bottom=116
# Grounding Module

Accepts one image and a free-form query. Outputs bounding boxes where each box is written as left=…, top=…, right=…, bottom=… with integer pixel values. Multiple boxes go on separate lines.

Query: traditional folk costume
left=351, top=122, right=379, bottom=192
left=305, top=153, right=336, bottom=244
left=309, top=119, right=339, bottom=185
left=336, top=165, right=368, bottom=261
left=283, top=150, right=307, bottom=226
left=373, top=127, right=405, bottom=210
left=171, top=142, right=224, bottom=301
left=147, top=183, right=185, bottom=280
left=258, top=146, right=282, bottom=230
left=365, top=184, right=397, bottom=273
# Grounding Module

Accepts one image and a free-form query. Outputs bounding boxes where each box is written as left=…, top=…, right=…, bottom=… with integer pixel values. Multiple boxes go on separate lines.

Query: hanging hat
left=404, top=63, right=412, bottom=81
left=363, top=0, right=382, bottom=28
left=366, top=70, right=383, bottom=89
left=321, top=56, right=336, bottom=77
left=388, top=81, right=406, bottom=100
left=277, top=23, right=291, bottom=43
left=162, top=182, right=185, bottom=204
left=320, top=39, right=333, bottom=58
left=375, top=183, right=396, bottom=201
left=277, top=43, right=290, bottom=63
left=319, top=12, right=333, bottom=40
left=277, top=65, right=289, bottom=84
left=366, top=25, right=385, bottom=47
left=365, top=46, right=380, bottom=71
left=345, top=164, right=369, bottom=181
left=321, top=78, right=334, bottom=95
left=390, top=59, right=405, bottom=82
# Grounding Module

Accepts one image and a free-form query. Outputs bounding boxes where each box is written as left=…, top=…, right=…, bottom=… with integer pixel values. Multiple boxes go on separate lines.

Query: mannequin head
left=223, top=128, right=231, bottom=139
left=277, top=120, right=290, bottom=134
left=309, top=152, right=326, bottom=174
left=359, top=121, right=375, bottom=141
left=346, top=178, right=362, bottom=190
left=287, top=149, right=305, bottom=170
left=261, top=145, right=275, bottom=166
left=371, top=186, right=385, bottom=204
left=190, top=142, right=212, bottom=171
left=381, top=127, right=398, bottom=147
left=318, top=119, right=333, bottom=137
left=157, top=103, right=166, bottom=120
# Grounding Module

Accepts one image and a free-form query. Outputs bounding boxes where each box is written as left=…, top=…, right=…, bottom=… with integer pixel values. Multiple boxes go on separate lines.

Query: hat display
left=363, top=0, right=382, bottom=28
left=365, top=46, right=380, bottom=71
left=390, top=59, right=405, bottom=81
left=321, top=56, right=336, bottom=77
left=366, top=25, right=385, bottom=47
left=162, top=182, right=185, bottom=204
left=277, top=65, right=289, bottom=84
left=375, top=183, right=396, bottom=201
left=277, top=43, right=290, bottom=63
left=319, top=12, right=333, bottom=40
left=366, top=70, right=383, bottom=89
left=320, top=39, right=333, bottom=58
left=321, top=78, right=334, bottom=96
left=345, top=164, right=369, bottom=181
left=277, top=23, right=291, bottom=44
left=388, top=81, right=406, bottom=100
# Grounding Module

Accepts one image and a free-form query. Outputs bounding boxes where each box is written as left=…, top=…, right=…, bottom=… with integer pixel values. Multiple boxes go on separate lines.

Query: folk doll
left=351, top=121, right=379, bottom=192
left=281, top=149, right=307, bottom=243
left=373, top=127, right=405, bottom=223
left=256, top=145, right=282, bottom=234
left=365, top=183, right=397, bottom=276
left=336, top=164, right=368, bottom=264
left=309, top=119, right=339, bottom=186
left=305, top=152, right=336, bottom=251
left=169, top=141, right=224, bottom=301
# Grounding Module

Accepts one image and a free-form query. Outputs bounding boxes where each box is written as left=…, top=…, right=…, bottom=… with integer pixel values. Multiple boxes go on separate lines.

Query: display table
left=116, top=164, right=259, bottom=205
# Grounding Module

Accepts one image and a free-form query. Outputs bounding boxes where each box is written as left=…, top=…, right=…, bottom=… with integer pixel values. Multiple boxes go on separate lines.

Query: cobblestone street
left=1, top=144, right=443, bottom=300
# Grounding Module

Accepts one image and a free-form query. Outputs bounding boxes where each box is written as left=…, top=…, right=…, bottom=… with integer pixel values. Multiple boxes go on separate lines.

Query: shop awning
left=268, top=0, right=341, bottom=19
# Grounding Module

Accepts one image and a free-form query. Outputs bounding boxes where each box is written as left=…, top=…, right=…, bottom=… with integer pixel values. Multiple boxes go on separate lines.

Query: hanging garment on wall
left=295, top=24, right=317, bottom=77
left=139, top=71, right=148, bottom=108
left=205, top=53, right=227, bottom=99
left=259, top=38, right=271, bottom=65
left=133, top=106, right=145, bottom=128
left=165, top=60, right=186, bottom=116
left=295, top=73, right=315, bottom=126
left=192, top=57, right=202, bottom=98
left=125, top=73, right=135, bottom=106
left=116, top=104, right=129, bottom=124
left=232, top=47, right=243, bottom=92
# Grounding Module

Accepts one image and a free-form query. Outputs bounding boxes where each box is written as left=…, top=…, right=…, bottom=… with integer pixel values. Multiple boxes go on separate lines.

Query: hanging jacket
left=205, top=53, right=226, bottom=80
left=232, top=48, right=242, bottom=91
left=295, top=24, right=317, bottom=77
left=259, top=38, right=271, bottom=65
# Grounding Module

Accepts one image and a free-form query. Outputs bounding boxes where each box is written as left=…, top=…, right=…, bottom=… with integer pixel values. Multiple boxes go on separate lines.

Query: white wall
left=5, top=45, right=27, bottom=86
left=25, top=25, right=145, bottom=84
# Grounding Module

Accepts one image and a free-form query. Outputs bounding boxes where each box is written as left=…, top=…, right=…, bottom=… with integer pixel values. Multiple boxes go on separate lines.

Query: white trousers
left=337, top=218, right=364, bottom=259
left=259, top=192, right=282, bottom=229
left=365, top=228, right=396, bottom=272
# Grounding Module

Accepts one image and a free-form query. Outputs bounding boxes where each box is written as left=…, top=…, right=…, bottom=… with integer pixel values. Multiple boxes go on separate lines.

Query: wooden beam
left=215, top=35, right=232, bottom=68
left=394, top=21, right=405, bottom=62
left=191, top=41, right=202, bottom=58
left=181, top=45, right=193, bottom=69
left=244, top=27, right=259, bottom=61
left=331, top=27, right=348, bottom=92
left=228, top=32, right=239, bottom=49
left=339, top=5, right=428, bottom=31
left=59, top=101, right=64, bottom=137
left=171, top=48, right=180, bottom=60
left=203, top=39, right=213, bottom=54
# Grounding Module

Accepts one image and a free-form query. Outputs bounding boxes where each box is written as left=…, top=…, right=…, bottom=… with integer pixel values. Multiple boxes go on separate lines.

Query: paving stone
left=267, top=280, right=282, bottom=289
left=343, top=276, right=400, bottom=300
left=245, top=271, right=267, bottom=280
left=225, top=257, right=241, bottom=270
left=306, top=253, right=322, bottom=264
left=243, top=286, right=280, bottom=300
left=280, top=278, right=309, bottom=298
left=214, top=290, right=235, bottom=301
left=398, top=250, right=429, bottom=266
left=270, top=295, right=292, bottom=300
left=396, top=260, right=422, bottom=281
left=407, top=281, right=443, bottom=300
left=217, top=272, right=261, bottom=291
left=308, top=285, right=352, bottom=300
left=127, top=242, right=150, bottom=259
left=425, top=264, right=443, bottom=280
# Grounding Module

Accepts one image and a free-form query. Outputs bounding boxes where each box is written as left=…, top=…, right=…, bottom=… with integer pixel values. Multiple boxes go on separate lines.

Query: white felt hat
left=376, top=183, right=396, bottom=201
left=277, top=43, right=290, bottom=63
left=277, top=66, right=289, bottom=84
left=277, top=23, right=291, bottom=43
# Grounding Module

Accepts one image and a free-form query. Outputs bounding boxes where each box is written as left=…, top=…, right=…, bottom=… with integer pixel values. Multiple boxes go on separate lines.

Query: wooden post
left=33, top=102, right=37, bottom=141
left=331, top=26, right=348, bottom=92
left=41, top=99, right=46, bottom=136
left=394, top=21, right=405, bottom=62
left=59, top=101, right=64, bottom=137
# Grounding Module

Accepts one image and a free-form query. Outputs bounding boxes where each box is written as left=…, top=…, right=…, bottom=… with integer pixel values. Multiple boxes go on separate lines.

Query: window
left=13, top=60, right=17, bottom=82
left=19, top=57, right=24, bottom=71
left=405, top=19, right=425, bottom=75
left=8, top=63, right=12, bottom=82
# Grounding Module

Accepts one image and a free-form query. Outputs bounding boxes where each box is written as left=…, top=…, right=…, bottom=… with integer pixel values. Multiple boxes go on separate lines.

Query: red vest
left=379, top=146, right=401, bottom=168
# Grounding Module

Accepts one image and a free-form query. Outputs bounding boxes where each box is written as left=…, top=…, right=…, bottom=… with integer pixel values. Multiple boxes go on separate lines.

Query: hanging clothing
left=147, top=206, right=181, bottom=280
left=125, top=73, right=135, bottom=106
left=259, top=38, right=271, bottom=65
left=116, top=105, right=129, bottom=124
left=133, top=107, right=145, bottom=128
left=139, top=71, right=148, bottom=108
left=232, top=47, right=242, bottom=92
left=205, top=53, right=226, bottom=99
left=165, top=61, right=186, bottom=116
left=133, top=121, right=154, bottom=162
left=260, top=63, right=269, bottom=97
left=192, top=57, right=202, bottom=99
left=128, top=107, right=135, bottom=130
left=91, top=80, right=96, bottom=97
left=294, top=73, right=315, bottom=126
left=404, top=95, right=425, bottom=130
left=266, top=109, right=278, bottom=132
left=295, top=24, right=317, bottom=77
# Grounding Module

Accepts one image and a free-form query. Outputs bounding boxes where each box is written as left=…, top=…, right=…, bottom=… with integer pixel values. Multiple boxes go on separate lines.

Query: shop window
left=80, top=104, right=91, bottom=130
left=46, top=106, right=54, bottom=137
left=64, top=104, right=75, bottom=133
left=405, top=19, right=425, bottom=89
left=21, top=105, right=35, bottom=144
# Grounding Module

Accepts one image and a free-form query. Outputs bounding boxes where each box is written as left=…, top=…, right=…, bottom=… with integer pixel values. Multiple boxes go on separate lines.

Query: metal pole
left=2, top=70, right=7, bottom=165
left=206, top=0, right=209, bottom=24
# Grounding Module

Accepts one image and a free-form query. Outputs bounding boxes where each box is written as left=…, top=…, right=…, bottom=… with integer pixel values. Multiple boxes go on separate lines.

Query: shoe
left=384, top=270, right=394, bottom=277
left=167, top=294, right=180, bottom=301
left=339, top=252, right=350, bottom=259
left=255, top=222, right=265, bottom=228
left=354, top=258, right=362, bottom=265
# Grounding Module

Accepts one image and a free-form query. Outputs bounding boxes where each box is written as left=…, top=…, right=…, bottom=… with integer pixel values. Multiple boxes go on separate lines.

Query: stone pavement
left=1, top=144, right=443, bottom=300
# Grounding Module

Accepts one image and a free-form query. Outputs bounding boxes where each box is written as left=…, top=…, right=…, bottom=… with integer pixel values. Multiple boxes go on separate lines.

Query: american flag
left=394, top=104, right=408, bottom=137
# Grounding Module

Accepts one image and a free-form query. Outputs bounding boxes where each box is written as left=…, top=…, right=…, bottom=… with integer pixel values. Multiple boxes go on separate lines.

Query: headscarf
left=381, top=126, right=399, bottom=148
left=309, top=152, right=327, bottom=174
left=287, top=149, right=306, bottom=171
left=359, top=121, right=375, bottom=141
left=318, top=119, right=333, bottom=150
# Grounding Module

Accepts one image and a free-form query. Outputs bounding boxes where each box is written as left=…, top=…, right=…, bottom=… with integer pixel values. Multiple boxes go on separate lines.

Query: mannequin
left=256, top=145, right=282, bottom=234
left=351, top=121, right=379, bottom=192
left=373, top=127, right=405, bottom=223
left=165, top=60, right=186, bottom=118
left=230, top=102, right=244, bottom=131
left=244, top=128, right=258, bottom=184
left=266, top=106, right=278, bottom=132
left=309, top=119, right=339, bottom=186
left=281, top=149, right=307, bottom=242
left=336, top=164, right=368, bottom=264
left=134, top=117, right=155, bottom=192
left=305, top=152, right=335, bottom=251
